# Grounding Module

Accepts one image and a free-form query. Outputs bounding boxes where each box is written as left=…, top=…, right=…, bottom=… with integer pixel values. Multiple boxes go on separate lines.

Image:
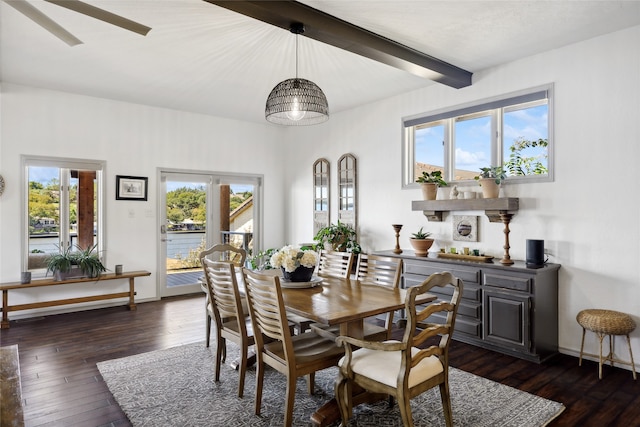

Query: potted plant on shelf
left=416, top=171, right=447, bottom=200
left=46, top=244, right=107, bottom=281
left=474, top=166, right=507, bottom=199
left=313, top=221, right=362, bottom=254
left=409, top=227, right=434, bottom=257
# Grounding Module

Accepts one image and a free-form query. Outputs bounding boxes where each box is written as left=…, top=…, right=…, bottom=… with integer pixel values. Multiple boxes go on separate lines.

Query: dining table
left=274, top=272, right=437, bottom=427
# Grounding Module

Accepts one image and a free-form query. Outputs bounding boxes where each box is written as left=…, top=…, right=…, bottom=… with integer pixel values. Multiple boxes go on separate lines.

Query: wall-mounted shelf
left=411, top=197, right=520, bottom=265
left=411, top=197, right=519, bottom=222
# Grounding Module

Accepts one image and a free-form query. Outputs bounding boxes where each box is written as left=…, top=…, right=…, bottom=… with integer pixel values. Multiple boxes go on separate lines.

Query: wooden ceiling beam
left=204, top=0, right=472, bottom=89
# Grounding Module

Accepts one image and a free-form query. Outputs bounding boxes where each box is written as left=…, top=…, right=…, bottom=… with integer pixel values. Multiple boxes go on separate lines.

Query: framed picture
left=453, top=215, right=478, bottom=242
left=116, top=175, right=148, bottom=201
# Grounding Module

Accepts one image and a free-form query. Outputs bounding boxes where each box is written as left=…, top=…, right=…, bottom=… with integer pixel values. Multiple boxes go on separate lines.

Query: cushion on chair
left=338, top=340, right=443, bottom=388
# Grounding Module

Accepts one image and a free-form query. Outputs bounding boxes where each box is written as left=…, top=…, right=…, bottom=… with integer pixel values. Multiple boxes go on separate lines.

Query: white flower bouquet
left=270, top=245, right=318, bottom=272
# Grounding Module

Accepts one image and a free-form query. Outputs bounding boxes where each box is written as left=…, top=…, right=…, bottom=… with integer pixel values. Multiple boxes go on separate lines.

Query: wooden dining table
left=275, top=273, right=437, bottom=427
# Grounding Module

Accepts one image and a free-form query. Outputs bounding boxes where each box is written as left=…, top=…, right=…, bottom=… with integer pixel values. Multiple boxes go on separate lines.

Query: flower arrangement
left=270, top=245, right=318, bottom=273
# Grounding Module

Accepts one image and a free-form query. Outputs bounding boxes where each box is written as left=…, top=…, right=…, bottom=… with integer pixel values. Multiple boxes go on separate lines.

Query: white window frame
left=22, top=155, right=106, bottom=276
left=402, top=84, right=554, bottom=188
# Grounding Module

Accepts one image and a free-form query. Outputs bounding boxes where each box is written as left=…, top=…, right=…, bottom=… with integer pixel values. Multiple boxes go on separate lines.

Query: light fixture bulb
left=285, top=97, right=306, bottom=121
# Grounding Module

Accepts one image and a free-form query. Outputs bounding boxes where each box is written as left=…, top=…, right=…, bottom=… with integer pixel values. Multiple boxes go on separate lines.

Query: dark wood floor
left=1, top=294, right=638, bottom=427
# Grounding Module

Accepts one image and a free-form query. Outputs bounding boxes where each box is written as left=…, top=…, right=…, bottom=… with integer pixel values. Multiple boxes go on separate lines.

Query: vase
left=479, top=178, right=500, bottom=198
left=54, top=266, right=87, bottom=281
left=281, top=266, right=315, bottom=282
left=409, top=238, right=434, bottom=257
left=420, top=183, right=437, bottom=200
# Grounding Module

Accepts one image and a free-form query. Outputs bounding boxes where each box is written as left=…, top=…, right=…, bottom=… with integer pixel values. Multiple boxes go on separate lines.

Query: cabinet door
left=483, top=289, right=530, bottom=351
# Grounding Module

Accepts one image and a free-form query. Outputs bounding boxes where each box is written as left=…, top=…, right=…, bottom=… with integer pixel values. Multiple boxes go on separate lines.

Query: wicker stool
left=577, top=309, right=637, bottom=380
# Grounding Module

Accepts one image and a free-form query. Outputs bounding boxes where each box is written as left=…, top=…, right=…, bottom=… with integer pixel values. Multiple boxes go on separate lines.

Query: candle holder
left=392, top=224, right=403, bottom=254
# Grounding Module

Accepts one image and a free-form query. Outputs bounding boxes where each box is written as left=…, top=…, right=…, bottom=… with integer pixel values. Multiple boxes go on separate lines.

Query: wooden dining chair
left=311, top=254, right=403, bottom=341
left=199, top=244, right=247, bottom=348
left=317, top=250, right=355, bottom=279
left=200, top=258, right=254, bottom=398
left=355, top=253, right=403, bottom=340
left=334, top=271, right=463, bottom=427
left=242, top=268, right=345, bottom=427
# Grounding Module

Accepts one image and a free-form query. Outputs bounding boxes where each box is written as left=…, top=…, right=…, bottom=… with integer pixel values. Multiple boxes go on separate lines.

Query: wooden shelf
left=411, top=197, right=519, bottom=222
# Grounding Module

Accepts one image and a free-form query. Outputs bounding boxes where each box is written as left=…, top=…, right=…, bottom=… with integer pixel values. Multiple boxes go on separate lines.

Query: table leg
left=310, top=319, right=388, bottom=427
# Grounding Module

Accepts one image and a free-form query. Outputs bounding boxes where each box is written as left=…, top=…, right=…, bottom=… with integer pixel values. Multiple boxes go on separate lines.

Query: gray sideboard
left=375, top=250, right=560, bottom=363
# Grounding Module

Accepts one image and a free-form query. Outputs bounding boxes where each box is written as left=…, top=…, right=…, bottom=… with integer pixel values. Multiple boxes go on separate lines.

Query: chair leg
left=214, top=336, right=224, bottom=382
left=625, top=334, right=637, bottom=380
left=284, top=374, right=297, bottom=427
left=578, top=328, right=586, bottom=366
left=306, top=372, right=316, bottom=395
left=254, top=358, right=264, bottom=416
left=439, top=381, right=454, bottom=427
left=237, top=345, right=248, bottom=398
left=397, top=388, right=415, bottom=427
left=609, top=334, right=615, bottom=368
left=205, top=313, right=212, bottom=347
left=334, top=375, right=351, bottom=426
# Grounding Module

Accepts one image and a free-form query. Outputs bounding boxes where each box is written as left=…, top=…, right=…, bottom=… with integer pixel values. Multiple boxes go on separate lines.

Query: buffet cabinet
left=376, top=251, right=560, bottom=363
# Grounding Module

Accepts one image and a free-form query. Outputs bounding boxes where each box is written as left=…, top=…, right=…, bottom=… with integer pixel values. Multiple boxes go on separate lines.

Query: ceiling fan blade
left=3, top=0, right=82, bottom=46
left=44, top=0, right=151, bottom=36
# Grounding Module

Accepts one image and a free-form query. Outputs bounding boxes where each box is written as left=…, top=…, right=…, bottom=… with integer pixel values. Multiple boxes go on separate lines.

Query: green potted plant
left=46, top=244, right=107, bottom=281
left=409, top=227, right=434, bottom=257
left=474, top=166, right=507, bottom=198
left=313, top=221, right=362, bottom=254
left=416, top=171, right=447, bottom=200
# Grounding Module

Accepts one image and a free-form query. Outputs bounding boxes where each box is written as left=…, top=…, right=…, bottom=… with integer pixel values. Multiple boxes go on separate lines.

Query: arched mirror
left=338, top=153, right=357, bottom=230
left=313, top=158, right=330, bottom=236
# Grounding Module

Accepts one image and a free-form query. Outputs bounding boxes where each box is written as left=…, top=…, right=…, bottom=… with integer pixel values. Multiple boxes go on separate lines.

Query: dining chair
left=334, top=271, right=463, bottom=427
left=199, top=244, right=247, bottom=348
left=201, top=258, right=254, bottom=398
left=355, top=253, right=403, bottom=341
left=317, top=250, right=355, bottom=279
left=242, top=268, right=345, bottom=427
left=311, top=253, right=403, bottom=341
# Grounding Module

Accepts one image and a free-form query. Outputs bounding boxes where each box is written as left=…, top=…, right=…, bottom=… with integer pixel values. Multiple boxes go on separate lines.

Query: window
left=403, top=85, right=553, bottom=187
left=23, top=156, right=105, bottom=274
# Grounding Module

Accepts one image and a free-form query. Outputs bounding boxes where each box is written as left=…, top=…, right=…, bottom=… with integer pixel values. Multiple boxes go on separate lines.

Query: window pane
left=414, top=123, right=445, bottom=180
left=454, top=114, right=491, bottom=180
left=26, top=160, right=103, bottom=273
left=28, top=167, right=61, bottom=257
left=503, top=103, right=549, bottom=176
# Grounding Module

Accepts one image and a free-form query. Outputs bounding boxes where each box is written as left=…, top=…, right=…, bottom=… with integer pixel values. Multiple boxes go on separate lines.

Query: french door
left=158, top=170, right=261, bottom=297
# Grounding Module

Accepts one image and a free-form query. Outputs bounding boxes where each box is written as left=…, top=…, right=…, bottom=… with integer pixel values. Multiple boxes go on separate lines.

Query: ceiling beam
left=204, top=0, right=472, bottom=89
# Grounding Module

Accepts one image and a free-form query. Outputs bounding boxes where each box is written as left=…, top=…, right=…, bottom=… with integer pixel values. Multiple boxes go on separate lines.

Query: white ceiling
left=2, top=0, right=640, bottom=124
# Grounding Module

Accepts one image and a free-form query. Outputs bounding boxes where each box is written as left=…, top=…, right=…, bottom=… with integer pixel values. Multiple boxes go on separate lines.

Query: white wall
left=1, top=25, right=638, bottom=368
left=0, top=84, right=286, bottom=307
left=284, top=25, right=640, bottom=365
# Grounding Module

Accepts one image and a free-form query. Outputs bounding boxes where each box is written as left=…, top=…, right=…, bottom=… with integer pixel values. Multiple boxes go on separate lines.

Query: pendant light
left=265, top=23, right=329, bottom=126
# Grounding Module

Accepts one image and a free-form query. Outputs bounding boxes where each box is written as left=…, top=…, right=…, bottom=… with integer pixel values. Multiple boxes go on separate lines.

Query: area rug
left=97, top=342, right=564, bottom=427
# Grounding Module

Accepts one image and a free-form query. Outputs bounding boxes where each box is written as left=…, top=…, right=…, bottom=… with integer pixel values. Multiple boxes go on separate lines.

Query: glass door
left=159, top=170, right=261, bottom=297
left=160, top=172, right=212, bottom=297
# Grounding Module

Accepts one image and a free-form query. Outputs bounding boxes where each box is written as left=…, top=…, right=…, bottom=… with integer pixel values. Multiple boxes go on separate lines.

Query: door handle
left=161, top=238, right=172, bottom=242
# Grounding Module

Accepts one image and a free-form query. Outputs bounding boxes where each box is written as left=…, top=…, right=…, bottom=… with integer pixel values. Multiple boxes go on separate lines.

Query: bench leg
left=128, top=278, right=137, bottom=311
left=2, top=290, right=9, bottom=329
left=625, top=334, right=637, bottom=380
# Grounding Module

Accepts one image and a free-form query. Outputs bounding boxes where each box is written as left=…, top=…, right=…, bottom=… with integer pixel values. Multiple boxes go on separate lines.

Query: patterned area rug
left=97, top=342, right=564, bottom=427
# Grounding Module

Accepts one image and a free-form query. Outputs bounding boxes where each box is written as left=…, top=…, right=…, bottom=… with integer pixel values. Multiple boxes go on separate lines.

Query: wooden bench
left=0, top=344, right=24, bottom=426
left=0, top=270, right=151, bottom=329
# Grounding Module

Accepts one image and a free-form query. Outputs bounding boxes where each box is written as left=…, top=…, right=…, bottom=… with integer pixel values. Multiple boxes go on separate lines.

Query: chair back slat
left=355, top=254, right=402, bottom=288
left=317, top=250, right=354, bottom=279
left=202, top=259, right=245, bottom=323
left=242, top=269, right=292, bottom=346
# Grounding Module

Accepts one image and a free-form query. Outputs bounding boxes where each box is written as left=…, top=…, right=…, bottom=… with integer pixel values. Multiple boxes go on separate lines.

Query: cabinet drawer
left=483, top=272, right=531, bottom=293
left=404, top=261, right=480, bottom=285
left=405, top=274, right=481, bottom=302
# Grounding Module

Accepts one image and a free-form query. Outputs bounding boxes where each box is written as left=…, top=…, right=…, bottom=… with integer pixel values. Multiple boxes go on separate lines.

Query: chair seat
left=339, top=341, right=444, bottom=388
left=577, top=309, right=636, bottom=335
left=264, top=332, right=344, bottom=365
